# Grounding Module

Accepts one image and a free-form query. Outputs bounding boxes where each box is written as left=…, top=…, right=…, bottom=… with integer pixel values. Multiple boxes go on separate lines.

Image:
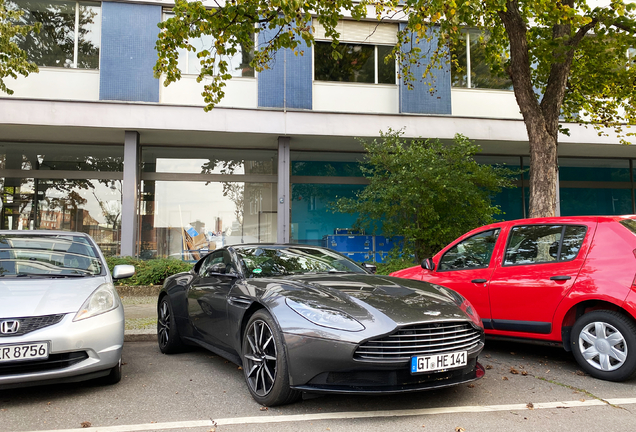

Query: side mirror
left=362, top=263, right=377, bottom=274
left=421, top=258, right=435, bottom=271
left=112, top=264, right=135, bottom=280
left=208, top=262, right=227, bottom=274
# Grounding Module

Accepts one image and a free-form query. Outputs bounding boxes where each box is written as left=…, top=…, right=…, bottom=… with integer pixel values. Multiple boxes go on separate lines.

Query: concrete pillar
left=277, top=137, right=291, bottom=243
left=120, top=131, right=140, bottom=256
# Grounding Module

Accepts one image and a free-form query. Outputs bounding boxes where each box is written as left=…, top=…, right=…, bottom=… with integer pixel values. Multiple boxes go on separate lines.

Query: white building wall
left=160, top=76, right=258, bottom=108
left=1, top=68, right=100, bottom=101
left=313, top=82, right=399, bottom=114
left=451, top=88, right=522, bottom=119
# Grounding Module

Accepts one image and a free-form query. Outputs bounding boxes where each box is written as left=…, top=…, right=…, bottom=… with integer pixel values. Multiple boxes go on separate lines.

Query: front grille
left=0, top=351, right=89, bottom=376
left=355, top=322, right=482, bottom=362
left=0, top=314, right=65, bottom=337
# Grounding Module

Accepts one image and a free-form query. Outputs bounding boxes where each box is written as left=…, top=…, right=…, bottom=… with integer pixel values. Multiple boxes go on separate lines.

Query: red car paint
left=391, top=216, right=636, bottom=381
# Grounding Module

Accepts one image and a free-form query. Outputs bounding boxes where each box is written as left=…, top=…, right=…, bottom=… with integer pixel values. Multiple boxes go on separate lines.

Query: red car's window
left=503, top=225, right=586, bottom=266
left=438, top=229, right=500, bottom=271
left=619, top=219, right=636, bottom=235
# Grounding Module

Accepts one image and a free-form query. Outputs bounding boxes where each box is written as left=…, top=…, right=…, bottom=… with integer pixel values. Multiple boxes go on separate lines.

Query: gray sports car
left=157, top=244, right=485, bottom=406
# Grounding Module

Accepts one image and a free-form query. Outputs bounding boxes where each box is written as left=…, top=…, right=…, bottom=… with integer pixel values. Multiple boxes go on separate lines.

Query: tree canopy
left=155, top=0, right=636, bottom=218
left=0, top=0, right=39, bottom=95
left=330, top=130, right=518, bottom=260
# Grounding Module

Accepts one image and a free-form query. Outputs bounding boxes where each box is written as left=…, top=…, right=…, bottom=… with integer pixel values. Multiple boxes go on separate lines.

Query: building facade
left=2, top=0, right=635, bottom=258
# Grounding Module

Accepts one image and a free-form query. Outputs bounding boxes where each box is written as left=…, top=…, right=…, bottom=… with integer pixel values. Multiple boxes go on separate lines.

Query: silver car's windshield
left=0, top=234, right=103, bottom=277
left=234, top=246, right=367, bottom=278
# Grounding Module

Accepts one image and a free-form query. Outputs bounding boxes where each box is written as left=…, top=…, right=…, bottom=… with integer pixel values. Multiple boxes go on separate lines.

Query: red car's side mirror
left=421, top=258, right=435, bottom=271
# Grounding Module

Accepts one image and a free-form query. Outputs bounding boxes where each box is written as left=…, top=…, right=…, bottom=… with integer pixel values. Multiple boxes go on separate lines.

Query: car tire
left=242, top=310, right=301, bottom=407
left=571, top=310, right=636, bottom=381
left=157, top=296, right=185, bottom=354
left=102, top=358, right=122, bottom=385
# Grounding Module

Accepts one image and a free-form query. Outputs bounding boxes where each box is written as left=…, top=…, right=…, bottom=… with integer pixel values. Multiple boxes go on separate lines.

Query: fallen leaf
left=510, top=352, right=516, bottom=355
left=209, top=429, right=216, bottom=432
left=485, top=354, right=491, bottom=358
left=576, top=370, right=586, bottom=376
left=485, top=365, right=493, bottom=370
left=238, top=366, right=243, bottom=370
left=510, top=367, right=519, bottom=374
left=527, top=402, right=534, bottom=409
left=175, top=392, right=178, bottom=394
left=47, top=402, right=51, bottom=405
left=546, top=369, right=550, bottom=373
left=467, top=384, right=475, bottom=388
left=455, top=428, right=465, bottom=432
left=580, top=398, right=586, bottom=402
left=521, top=371, right=528, bottom=376
left=260, top=406, right=268, bottom=411
left=502, top=376, right=509, bottom=381
left=122, top=362, right=128, bottom=365
left=80, top=421, right=91, bottom=428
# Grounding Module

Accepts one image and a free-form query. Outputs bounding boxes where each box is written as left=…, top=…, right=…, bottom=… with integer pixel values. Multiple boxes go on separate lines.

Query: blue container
left=325, top=235, right=373, bottom=252
left=342, top=252, right=373, bottom=263
left=374, top=252, right=387, bottom=263
left=334, top=228, right=363, bottom=235
left=374, top=236, right=405, bottom=252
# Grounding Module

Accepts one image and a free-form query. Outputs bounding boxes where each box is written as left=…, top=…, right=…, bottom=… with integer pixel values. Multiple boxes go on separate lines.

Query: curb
left=125, top=329, right=156, bottom=342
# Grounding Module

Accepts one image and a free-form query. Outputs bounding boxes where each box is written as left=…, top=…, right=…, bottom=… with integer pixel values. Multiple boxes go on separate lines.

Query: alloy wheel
left=244, top=319, right=277, bottom=396
left=158, top=300, right=171, bottom=349
left=578, top=321, right=628, bottom=371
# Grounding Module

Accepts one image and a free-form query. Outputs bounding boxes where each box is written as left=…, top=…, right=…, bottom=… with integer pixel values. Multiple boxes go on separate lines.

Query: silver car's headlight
left=285, top=298, right=365, bottom=331
left=73, top=283, right=120, bottom=321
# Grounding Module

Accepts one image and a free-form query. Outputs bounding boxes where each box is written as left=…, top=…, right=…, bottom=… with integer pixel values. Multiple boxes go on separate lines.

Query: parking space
left=1, top=340, right=635, bottom=432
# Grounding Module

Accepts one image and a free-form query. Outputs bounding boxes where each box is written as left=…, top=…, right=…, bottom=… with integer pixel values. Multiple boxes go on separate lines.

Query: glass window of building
left=9, top=0, right=101, bottom=69
left=314, top=42, right=396, bottom=84
left=139, top=147, right=277, bottom=260
left=163, top=13, right=254, bottom=78
left=0, top=144, right=123, bottom=255
left=451, top=29, right=512, bottom=90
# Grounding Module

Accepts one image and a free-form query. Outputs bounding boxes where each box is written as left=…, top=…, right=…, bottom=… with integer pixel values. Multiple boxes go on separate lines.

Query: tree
left=330, top=130, right=518, bottom=260
left=0, top=0, right=39, bottom=94
left=155, top=0, right=636, bottom=218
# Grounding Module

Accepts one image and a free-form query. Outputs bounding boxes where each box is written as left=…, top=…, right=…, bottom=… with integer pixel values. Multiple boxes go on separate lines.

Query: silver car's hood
left=0, top=276, right=110, bottom=318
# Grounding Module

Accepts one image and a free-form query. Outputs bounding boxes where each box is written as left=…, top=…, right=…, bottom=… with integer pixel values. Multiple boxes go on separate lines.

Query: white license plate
left=410, top=351, right=467, bottom=374
left=0, top=342, right=49, bottom=363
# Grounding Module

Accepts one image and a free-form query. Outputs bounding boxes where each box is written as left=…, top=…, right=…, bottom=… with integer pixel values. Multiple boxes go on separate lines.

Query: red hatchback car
left=391, top=216, right=636, bottom=381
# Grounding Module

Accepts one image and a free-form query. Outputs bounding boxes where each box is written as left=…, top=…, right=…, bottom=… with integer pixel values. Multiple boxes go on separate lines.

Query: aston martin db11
left=157, top=244, right=485, bottom=406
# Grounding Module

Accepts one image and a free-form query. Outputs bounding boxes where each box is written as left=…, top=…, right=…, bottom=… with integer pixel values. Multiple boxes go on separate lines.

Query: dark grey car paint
left=159, top=245, right=484, bottom=391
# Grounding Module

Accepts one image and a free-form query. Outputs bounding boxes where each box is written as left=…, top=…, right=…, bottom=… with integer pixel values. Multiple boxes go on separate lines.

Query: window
left=439, top=229, right=500, bottom=271
left=314, top=42, right=395, bottom=84
left=503, top=225, right=586, bottom=266
left=10, top=0, right=101, bottom=69
left=164, top=13, right=254, bottom=78
left=451, top=29, right=512, bottom=90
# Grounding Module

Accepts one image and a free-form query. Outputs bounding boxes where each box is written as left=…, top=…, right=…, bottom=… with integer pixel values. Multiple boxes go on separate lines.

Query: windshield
left=0, top=234, right=103, bottom=277
left=234, top=246, right=368, bottom=278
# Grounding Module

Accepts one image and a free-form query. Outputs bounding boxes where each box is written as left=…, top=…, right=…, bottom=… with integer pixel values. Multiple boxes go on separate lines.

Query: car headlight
left=73, top=283, right=120, bottom=321
left=285, top=298, right=365, bottom=332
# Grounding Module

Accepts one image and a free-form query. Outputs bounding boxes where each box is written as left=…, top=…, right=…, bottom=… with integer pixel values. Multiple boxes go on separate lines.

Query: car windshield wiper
left=6, top=273, right=91, bottom=278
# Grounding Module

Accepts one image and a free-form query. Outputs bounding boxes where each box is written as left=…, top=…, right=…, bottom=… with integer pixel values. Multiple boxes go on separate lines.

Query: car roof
left=0, top=230, right=90, bottom=236
left=474, top=215, right=636, bottom=231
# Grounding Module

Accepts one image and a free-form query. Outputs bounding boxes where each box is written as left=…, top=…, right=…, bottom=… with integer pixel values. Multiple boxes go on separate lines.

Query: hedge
left=106, top=257, right=193, bottom=286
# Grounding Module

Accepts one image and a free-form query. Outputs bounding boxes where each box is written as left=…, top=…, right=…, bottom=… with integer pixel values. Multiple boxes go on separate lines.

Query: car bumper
left=0, top=306, right=124, bottom=389
left=283, top=333, right=484, bottom=394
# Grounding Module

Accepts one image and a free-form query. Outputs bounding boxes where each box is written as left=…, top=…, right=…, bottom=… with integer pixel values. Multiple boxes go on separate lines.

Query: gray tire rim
left=578, top=321, right=628, bottom=372
left=158, top=300, right=171, bottom=349
left=244, top=319, right=277, bottom=396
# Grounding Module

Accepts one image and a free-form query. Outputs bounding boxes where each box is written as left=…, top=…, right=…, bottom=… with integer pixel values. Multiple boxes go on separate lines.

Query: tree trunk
left=527, top=127, right=558, bottom=218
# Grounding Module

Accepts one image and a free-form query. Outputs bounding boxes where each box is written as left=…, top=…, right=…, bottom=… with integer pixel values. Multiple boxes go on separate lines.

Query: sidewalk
left=121, top=293, right=158, bottom=342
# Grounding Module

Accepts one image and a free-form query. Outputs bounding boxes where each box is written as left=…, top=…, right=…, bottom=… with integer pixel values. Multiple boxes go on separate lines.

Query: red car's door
left=423, top=228, right=504, bottom=324
left=487, top=222, right=594, bottom=335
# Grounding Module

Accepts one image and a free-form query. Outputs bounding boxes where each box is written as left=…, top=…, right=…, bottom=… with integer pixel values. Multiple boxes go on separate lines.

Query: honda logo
left=0, top=320, right=20, bottom=334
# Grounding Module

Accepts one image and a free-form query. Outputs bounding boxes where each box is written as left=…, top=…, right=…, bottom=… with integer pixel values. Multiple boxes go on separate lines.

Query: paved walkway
left=123, top=299, right=157, bottom=342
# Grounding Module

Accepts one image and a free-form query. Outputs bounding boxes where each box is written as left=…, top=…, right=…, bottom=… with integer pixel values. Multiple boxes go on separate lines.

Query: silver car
left=0, top=231, right=134, bottom=389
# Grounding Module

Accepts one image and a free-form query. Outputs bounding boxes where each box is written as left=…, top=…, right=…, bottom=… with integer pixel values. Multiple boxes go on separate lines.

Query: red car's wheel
left=571, top=310, right=636, bottom=381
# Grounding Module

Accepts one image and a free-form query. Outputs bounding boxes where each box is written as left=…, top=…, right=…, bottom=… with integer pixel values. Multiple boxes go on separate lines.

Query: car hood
left=0, top=276, right=110, bottom=318
left=266, top=273, right=469, bottom=327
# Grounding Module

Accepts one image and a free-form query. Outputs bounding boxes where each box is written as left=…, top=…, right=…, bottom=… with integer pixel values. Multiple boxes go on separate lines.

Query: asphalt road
left=1, top=340, right=635, bottom=432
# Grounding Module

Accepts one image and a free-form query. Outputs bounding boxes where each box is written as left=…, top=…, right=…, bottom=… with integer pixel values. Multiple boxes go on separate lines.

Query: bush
left=375, top=256, right=418, bottom=275
left=106, top=257, right=193, bottom=286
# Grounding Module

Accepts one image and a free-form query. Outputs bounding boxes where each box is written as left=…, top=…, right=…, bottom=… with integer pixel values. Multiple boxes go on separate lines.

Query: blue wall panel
left=258, top=29, right=312, bottom=109
left=399, top=24, right=451, bottom=115
left=100, top=2, right=161, bottom=102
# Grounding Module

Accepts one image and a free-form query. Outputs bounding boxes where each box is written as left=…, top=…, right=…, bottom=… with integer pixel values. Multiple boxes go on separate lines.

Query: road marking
left=24, top=397, right=636, bottom=432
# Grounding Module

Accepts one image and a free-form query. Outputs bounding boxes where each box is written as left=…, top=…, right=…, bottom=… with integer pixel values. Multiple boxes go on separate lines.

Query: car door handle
left=471, top=279, right=488, bottom=283
left=550, top=275, right=572, bottom=281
